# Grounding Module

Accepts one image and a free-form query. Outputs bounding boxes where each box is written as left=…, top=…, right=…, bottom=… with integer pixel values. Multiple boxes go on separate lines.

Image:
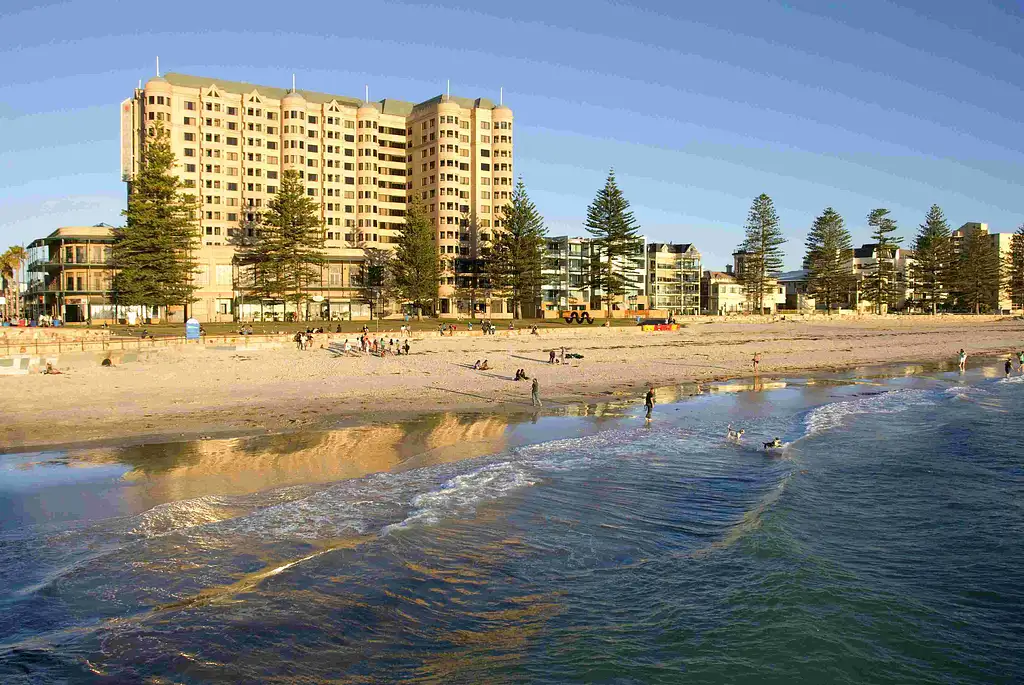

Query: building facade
left=122, top=72, right=513, bottom=321
left=952, top=222, right=1013, bottom=313
left=851, top=243, right=916, bottom=312
left=701, top=252, right=786, bottom=315
left=25, top=225, right=117, bottom=323
left=646, top=242, right=701, bottom=315
left=539, top=235, right=656, bottom=316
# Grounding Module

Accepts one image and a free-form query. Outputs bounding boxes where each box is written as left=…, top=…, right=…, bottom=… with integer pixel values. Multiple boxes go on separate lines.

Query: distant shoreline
left=3, top=318, right=1022, bottom=454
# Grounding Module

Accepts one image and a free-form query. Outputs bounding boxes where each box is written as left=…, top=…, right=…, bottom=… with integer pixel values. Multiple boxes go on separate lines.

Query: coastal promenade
left=3, top=316, right=1023, bottom=451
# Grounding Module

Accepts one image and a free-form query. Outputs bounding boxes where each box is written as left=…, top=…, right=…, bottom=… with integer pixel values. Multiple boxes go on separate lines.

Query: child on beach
left=958, top=349, right=967, bottom=372
left=753, top=353, right=761, bottom=374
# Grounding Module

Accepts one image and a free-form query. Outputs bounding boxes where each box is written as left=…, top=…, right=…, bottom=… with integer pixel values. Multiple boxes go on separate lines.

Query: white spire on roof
left=156, top=56, right=160, bottom=78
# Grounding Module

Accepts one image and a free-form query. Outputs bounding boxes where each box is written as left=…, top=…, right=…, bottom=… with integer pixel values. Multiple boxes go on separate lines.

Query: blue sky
left=2, top=0, right=1023, bottom=271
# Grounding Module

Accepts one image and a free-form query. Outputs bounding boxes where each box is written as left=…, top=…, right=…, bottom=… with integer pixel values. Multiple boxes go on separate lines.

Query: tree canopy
left=585, top=169, right=642, bottom=318
left=486, top=178, right=547, bottom=319
left=739, top=193, right=786, bottom=313
left=112, top=121, right=199, bottom=311
left=804, top=207, right=853, bottom=312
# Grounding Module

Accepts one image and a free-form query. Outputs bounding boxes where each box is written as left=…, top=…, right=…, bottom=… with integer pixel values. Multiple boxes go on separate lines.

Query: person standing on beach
left=958, top=349, right=967, bottom=372
left=645, top=386, right=655, bottom=421
left=753, top=352, right=761, bottom=374
left=1018, top=350, right=1024, bottom=372
left=531, top=377, right=542, bottom=407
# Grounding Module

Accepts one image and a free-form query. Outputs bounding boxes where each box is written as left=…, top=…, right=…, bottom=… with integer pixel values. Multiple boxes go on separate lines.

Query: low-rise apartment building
left=25, top=225, right=117, bottom=323
left=850, top=243, right=916, bottom=312
left=540, top=235, right=650, bottom=315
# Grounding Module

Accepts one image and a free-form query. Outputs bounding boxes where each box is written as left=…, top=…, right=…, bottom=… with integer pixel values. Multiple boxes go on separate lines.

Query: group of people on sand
left=359, top=335, right=410, bottom=356
left=472, top=359, right=491, bottom=371
left=294, top=331, right=316, bottom=350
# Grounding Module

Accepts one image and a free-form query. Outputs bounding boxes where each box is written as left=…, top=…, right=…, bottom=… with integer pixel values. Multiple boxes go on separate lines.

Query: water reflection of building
left=81, top=413, right=510, bottom=512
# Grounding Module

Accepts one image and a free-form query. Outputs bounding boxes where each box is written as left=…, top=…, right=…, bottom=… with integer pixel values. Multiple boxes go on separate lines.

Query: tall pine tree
left=1005, top=225, right=1024, bottom=314
left=394, top=199, right=440, bottom=318
left=486, top=178, right=547, bottom=319
left=739, top=194, right=786, bottom=313
left=585, top=169, right=642, bottom=319
left=912, top=204, right=952, bottom=314
left=803, top=207, right=853, bottom=312
left=862, top=209, right=902, bottom=314
left=233, top=216, right=280, bottom=319
left=259, top=169, right=324, bottom=319
left=113, top=121, right=199, bottom=316
left=954, top=223, right=1001, bottom=314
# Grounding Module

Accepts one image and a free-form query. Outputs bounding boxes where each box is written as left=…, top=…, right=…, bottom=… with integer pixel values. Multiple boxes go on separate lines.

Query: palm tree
left=1, top=246, right=28, bottom=320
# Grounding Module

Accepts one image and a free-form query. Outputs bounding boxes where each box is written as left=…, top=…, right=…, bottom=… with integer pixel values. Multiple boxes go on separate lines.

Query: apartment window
left=227, top=106, right=237, bottom=116
left=481, top=163, right=490, bottom=171
left=184, top=148, right=195, bottom=157
left=226, top=137, right=238, bottom=146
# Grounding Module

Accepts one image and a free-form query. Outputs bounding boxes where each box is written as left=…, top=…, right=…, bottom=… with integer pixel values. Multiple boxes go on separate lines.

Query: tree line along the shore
left=8, top=121, right=1022, bottom=321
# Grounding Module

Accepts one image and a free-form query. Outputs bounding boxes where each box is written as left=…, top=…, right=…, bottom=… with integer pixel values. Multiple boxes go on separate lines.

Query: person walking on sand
left=752, top=352, right=761, bottom=374
left=531, top=377, right=542, bottom=407
left=549, top=349, right=557, bottom=364
left=644, top=386, right=655, bottom=421
left=958, top=349, right=967, bottom=372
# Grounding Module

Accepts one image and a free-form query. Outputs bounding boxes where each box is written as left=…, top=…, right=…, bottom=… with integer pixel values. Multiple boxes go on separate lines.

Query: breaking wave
left=805, top=389, right=935, bottom=436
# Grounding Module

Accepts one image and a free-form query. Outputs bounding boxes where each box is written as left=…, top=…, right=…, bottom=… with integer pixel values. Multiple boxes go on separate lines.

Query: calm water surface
left=1, top=363, right=1022, bottom=683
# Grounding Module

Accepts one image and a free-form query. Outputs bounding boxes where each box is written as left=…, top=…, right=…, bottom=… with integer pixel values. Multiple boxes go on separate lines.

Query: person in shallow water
left=958, top=349, right=967, bottom=371
left=645, top=386, right=655, bottom=421
left=1006, top=358, right=1014, bottom=377
left=531, top=377, right=542, bottom=407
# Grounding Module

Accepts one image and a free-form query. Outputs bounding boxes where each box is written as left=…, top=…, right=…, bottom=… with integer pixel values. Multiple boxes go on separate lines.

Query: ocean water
left=1, top=362, right=1022, bottom=683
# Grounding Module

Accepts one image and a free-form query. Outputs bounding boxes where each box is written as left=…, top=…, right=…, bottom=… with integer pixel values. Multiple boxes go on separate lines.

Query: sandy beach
left=3, top=316, right=1023, bottom=452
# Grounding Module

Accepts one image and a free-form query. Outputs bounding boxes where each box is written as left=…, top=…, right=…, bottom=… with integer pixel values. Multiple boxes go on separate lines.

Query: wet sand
left=3, top=317, right=1023, bottom=452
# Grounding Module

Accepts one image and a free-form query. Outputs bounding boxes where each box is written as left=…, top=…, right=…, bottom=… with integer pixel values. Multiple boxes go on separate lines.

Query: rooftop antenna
left=365, top=84, right=369, bottom=103
left=500, top=86, right=503, bottom=105
left=156, top=56, right=160, bottom=77
left=447, top=78, right=450, bottom=99
left=291, top=73, right=296, bottom=92
left=138, top=79, right=142, bottom=89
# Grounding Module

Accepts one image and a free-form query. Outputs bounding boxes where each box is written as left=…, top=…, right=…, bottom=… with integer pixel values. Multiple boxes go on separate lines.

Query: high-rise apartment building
left=122, top=73, right=513, bottom=321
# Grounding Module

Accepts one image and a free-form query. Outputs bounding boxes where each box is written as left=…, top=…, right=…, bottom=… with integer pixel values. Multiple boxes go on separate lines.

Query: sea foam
left=805, top=389, right=935, bottom=436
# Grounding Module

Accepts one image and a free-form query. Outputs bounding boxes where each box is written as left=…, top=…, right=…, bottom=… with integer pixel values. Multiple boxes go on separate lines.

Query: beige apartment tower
left=122, top=72, right=513, bottom=321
